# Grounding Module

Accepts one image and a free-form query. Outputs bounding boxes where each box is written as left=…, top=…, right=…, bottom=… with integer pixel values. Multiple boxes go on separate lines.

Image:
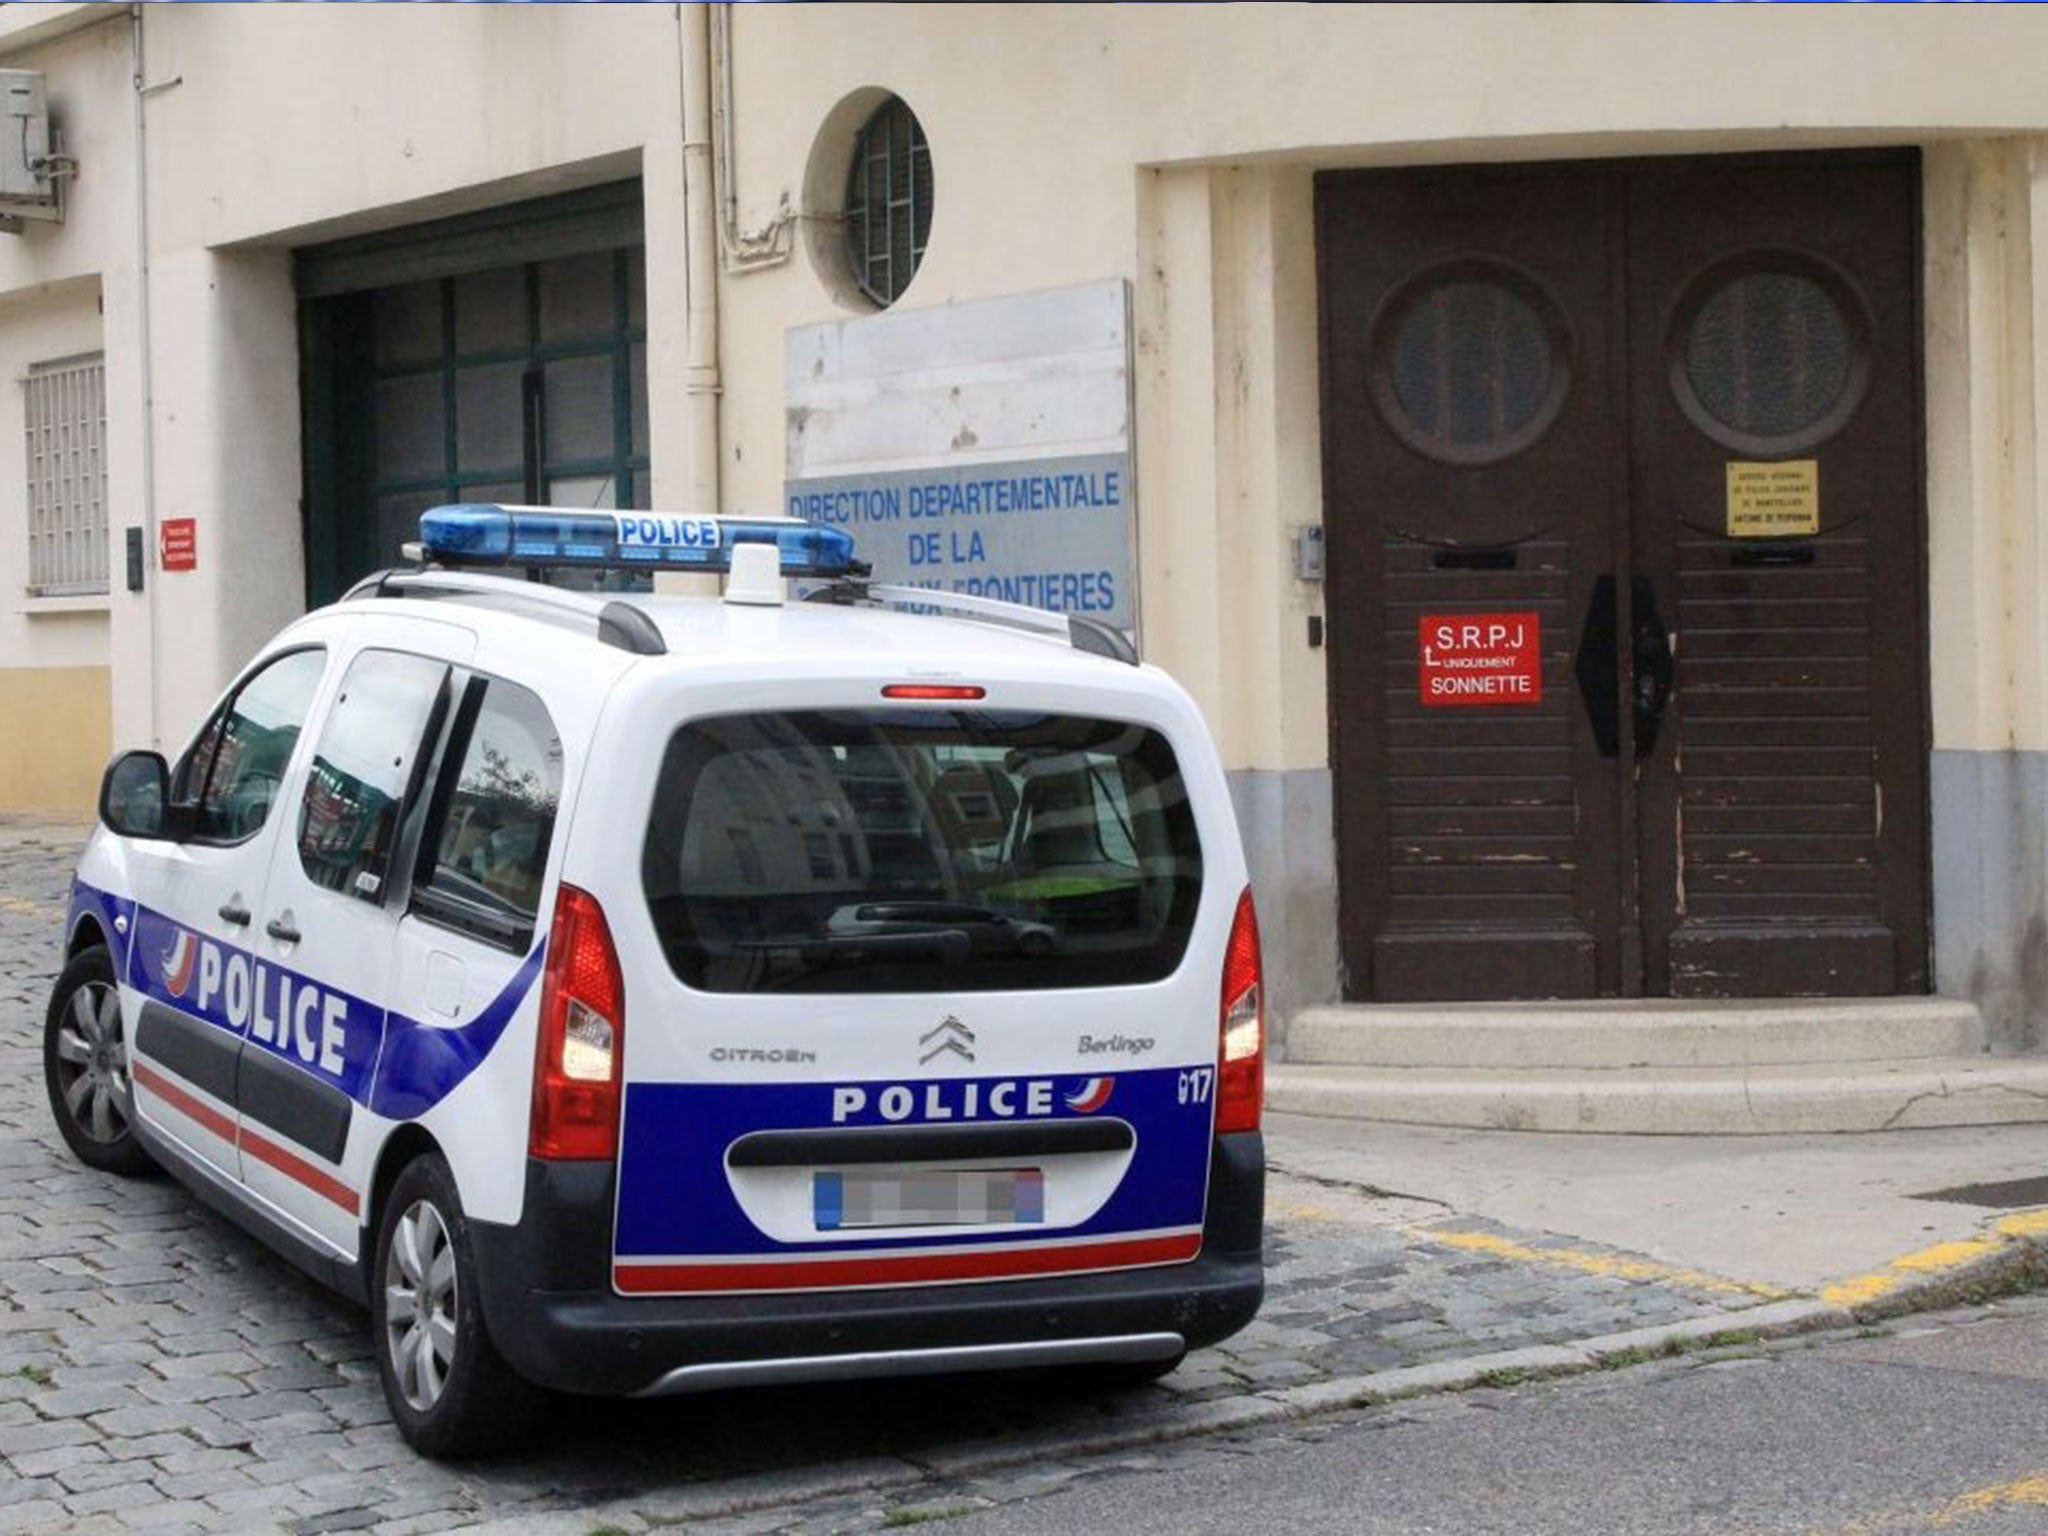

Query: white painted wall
left=0, top=4, right=696, bottom=753
left=0, top=1, right=2046, bottom=775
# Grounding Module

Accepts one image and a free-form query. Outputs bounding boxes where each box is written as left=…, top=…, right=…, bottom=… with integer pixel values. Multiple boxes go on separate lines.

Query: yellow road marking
left=1932, top=1474, right=2048, bottom=1526
left=1820, top=1272, right=1902, bottom=1307
left=1893, top=1239, right=2001, bottom=1273
left=1820, top=1209, right=2048, bottom=1308
left=1805, top=1472, right=2048, bottom=1534
left=0, top=893, right=49, bottom=916
left=1411, top=1225, right=1786, bottom=1299
left=1995, top=1209, right=2048, bottom=1239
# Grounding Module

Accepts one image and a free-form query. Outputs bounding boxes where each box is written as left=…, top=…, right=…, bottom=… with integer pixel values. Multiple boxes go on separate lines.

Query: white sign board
left=784, top=279, right=1134, bottom=628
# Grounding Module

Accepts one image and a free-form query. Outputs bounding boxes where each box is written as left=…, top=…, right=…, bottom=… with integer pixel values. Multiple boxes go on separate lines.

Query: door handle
left=1573, top=574, right=1621, bottom=758
left=1631, top=575, right=1674, bottom=760
left=217, top=901, right=251, bottom=928
left=264, top=914, right=302, bottom=945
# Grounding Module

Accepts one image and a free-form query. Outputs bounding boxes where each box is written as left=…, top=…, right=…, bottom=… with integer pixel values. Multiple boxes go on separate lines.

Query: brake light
left=881, top=684, right=986, bottom=700
left=1216, top=886, right=1263, bottom=1134
left=531, top=884, right=624, bottom=1161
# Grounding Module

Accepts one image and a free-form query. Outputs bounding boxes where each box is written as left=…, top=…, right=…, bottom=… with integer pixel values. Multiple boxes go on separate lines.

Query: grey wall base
left=1931, top=749, right=2048, bottom=1053
left=1233, top=754, right=2029, bottom=1057
left=1225, top=768, right=1340, bottom=1059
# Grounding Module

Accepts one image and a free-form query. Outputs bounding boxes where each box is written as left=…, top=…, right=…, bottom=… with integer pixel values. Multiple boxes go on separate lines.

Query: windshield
left=640, top=709, right=1203, bottom=993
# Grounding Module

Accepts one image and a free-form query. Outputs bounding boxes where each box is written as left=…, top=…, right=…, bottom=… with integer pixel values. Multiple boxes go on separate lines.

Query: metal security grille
left=24, top=353, right=107, bottom=596
left=844, top=97, right=932, bottom=308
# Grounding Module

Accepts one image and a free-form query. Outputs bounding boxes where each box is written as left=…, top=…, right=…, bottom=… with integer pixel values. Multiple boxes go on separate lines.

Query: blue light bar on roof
left=416, top=504, right=865, bottom=579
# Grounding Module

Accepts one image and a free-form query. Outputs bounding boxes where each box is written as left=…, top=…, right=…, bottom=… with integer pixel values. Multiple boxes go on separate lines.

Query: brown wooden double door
left=1317, top=153, right=1927, bottom=1001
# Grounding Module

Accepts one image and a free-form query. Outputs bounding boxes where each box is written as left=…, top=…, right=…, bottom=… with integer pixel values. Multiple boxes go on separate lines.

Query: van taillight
left=530, top=883, right=624, bottom=1161
left=1216, top=886, right=1263, bottom=1135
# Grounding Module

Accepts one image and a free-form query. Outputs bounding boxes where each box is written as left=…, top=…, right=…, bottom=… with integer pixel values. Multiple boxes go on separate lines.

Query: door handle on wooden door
left=1573, top=574, right=1621, bottom=758
left=1631, top=575, right=1674, bottom=760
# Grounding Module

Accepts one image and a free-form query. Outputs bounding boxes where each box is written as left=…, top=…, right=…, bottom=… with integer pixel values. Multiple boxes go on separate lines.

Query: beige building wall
left=0, top=3, right=2044, bottom=1019
left=0, top=2, right=698, bottom=758
left=0, top=2, right=2043, bottom=761
left=0, top=276, right=109, bottom=815
left=0, top=13, right=128, bottom=814
left=709, top=2, right=2048, bottom=767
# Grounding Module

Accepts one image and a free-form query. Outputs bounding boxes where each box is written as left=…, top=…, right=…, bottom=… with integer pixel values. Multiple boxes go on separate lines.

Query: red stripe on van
left=133, top=1060, right=236, bottom=1143
left=238, top=1127, right=360, bottom=1216
left=613, top=1230, right=1202, bottom=1294
left=133, top=1059, right=359, bottom=1216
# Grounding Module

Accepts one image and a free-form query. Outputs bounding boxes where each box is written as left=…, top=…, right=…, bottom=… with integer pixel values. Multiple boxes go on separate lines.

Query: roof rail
left=806, top=581, right=1139, bottom=667
left=342, top=568, right=667, bottom=657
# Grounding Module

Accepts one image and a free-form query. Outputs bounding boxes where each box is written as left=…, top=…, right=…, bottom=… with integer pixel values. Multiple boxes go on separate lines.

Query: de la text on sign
left=1418, top=613, right=1542, bottom=707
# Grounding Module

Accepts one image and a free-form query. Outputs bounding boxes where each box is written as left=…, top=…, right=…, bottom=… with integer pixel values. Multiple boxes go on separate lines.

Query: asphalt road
left=914, top=1297, right=2048, bottom=1536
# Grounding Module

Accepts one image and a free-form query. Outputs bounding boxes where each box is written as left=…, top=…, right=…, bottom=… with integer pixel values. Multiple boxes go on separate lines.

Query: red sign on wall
left=1419, top=612, right=1542, bottom=707
left=159, top=518, right=196, bottom=573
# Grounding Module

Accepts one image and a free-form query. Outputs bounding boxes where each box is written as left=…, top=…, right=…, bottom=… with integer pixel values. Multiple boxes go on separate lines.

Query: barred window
left=25, top=353, right=107, bottom=597
left=843, top=96, right=932, bottom=309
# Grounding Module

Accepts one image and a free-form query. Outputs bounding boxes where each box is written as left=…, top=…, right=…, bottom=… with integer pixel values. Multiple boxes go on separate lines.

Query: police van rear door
left=607, top=686, right=1237, bottom=1296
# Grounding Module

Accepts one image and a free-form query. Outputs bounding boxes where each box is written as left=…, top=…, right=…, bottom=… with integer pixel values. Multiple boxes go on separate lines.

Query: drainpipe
left=709, top=2, right=793, bottom=272
left=678, top=4, right=721, bottom=516
left=128, top=4, right=160, bottom=746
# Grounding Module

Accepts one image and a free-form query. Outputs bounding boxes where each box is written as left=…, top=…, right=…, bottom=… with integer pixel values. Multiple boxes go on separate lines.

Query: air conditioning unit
left=0, top=70, right=72, bottom=228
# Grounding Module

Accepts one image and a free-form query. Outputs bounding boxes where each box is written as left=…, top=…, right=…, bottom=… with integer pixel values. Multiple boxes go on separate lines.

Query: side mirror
left=99, top=751, right=171, bottom=840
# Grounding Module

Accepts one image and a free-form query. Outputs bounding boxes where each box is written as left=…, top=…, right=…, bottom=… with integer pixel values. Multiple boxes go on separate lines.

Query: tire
left=43, top=945, right=153, bottom=1177
left=371, top=1152, right=541, bottom=1457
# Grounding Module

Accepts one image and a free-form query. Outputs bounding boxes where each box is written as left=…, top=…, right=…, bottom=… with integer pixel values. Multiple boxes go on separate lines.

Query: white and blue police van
left=45, top=507, right=1266, bottom=1456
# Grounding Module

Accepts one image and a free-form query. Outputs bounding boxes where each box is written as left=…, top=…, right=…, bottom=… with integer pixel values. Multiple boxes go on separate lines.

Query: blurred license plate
left=814, top=1168, right=1044, bottom=1230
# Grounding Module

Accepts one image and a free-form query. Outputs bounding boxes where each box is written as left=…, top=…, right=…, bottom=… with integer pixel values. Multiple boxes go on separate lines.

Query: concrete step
left=1288, top=998, right=1985, bottom=1071
left=1265, top=1056, right=2048, bottom=1135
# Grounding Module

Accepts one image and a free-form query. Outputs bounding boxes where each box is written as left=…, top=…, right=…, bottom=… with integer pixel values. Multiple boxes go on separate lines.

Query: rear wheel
left=372, top=1153, right=540, bottom=1457
left=43, top=945, right=152, bottom=1176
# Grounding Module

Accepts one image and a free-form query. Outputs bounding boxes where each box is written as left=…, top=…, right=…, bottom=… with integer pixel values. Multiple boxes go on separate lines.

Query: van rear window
left=640, top=710, right=1203, bottom=993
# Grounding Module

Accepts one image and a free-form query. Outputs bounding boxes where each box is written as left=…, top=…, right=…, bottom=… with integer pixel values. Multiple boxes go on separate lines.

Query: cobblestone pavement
left=0, top=824, right=1782, bottom=1535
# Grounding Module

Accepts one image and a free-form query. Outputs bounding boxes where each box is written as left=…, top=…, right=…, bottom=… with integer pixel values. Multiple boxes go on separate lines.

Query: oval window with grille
left=1368, top=260, right=1573, bottom=467
left=1668, top=253, right=1871, bottom=454
left=843, top=96, right=932, bottom=309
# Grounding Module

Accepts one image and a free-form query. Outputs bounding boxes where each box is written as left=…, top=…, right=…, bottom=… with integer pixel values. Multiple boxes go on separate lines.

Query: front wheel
left=43, top=945, right=152, bottom=1176
left=372, top=1153, right=540, bottom=1457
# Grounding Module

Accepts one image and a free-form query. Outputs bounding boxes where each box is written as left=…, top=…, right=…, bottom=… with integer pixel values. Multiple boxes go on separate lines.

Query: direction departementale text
left=788, top=469, right=1121, bottom=526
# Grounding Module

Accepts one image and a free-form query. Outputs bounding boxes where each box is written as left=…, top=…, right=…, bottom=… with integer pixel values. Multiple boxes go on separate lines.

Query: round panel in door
left=1665, top=249, right=1874, bottom=473
left=1367, top=258, right=1576, bottom=547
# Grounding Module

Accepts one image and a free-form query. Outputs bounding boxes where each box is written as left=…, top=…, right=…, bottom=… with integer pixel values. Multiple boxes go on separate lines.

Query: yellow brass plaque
left=1726, top=460, right=1819, bottom=538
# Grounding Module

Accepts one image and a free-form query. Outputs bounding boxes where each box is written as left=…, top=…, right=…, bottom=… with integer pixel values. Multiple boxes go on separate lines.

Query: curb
left=481, top=1302, right=1862, bottom=1534
left=477, top=1214, right=2048, bottom=1533
left=1820, top=1208, right=2048, bottom=1320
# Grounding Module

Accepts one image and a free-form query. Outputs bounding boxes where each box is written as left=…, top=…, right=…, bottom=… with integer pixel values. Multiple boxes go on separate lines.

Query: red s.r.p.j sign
left=1418, top=612, right=1542, bottom=707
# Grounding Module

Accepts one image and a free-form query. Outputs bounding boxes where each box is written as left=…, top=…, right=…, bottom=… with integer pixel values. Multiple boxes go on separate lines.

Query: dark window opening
left=296, top=649, right=449, bottom=904
left=176, top=648, right=329, bottom=847
left=642, top=710, right=1203, bottom=994
left=410, top=676, right=564, bottom=951
left=299, top=183, right=649, bottom=606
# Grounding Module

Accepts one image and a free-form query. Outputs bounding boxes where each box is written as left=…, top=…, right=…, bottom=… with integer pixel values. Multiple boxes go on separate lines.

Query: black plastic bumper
left=470, top=1131, right=1265, bottom=1397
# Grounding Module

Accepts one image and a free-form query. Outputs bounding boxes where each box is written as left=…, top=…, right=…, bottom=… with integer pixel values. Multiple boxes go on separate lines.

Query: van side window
left=178, top=648, right=328, bottom=845
left=414, top=679, right=563, bottom=945
left=297, top=649, right=449, bottom=903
